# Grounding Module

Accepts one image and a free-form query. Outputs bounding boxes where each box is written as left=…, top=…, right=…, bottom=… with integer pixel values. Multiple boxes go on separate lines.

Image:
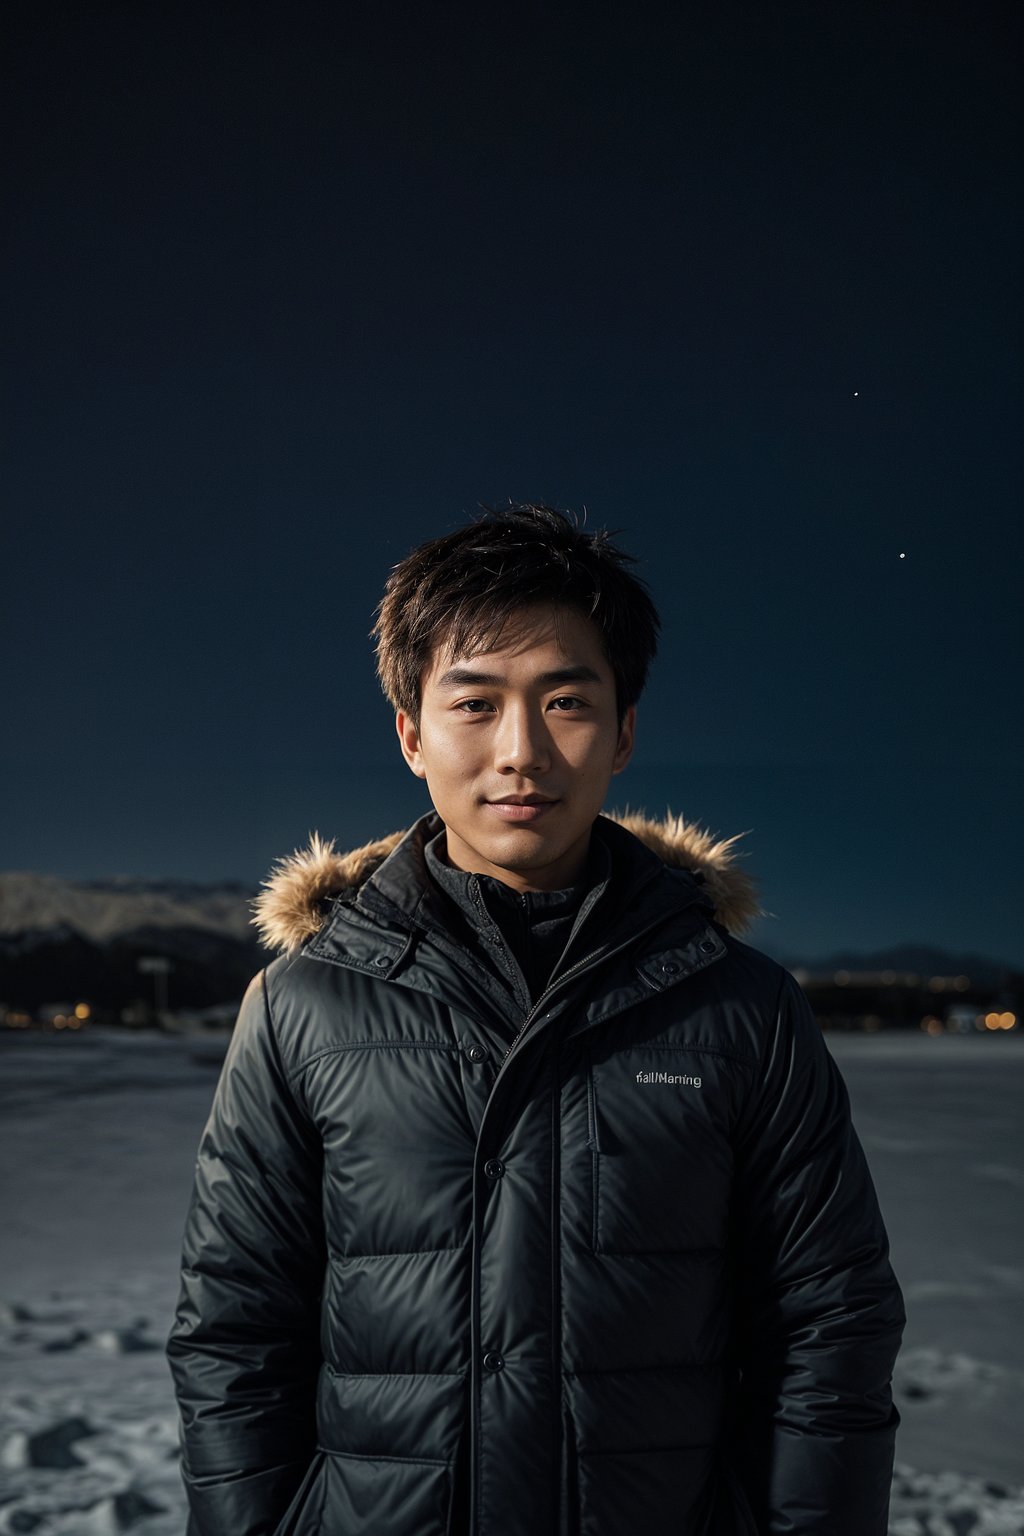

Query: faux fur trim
left=251, top=829, right=406, bottom=954
left=610, top=810, right=762, bottom=938
left=251, top=812, right=762, bottom=955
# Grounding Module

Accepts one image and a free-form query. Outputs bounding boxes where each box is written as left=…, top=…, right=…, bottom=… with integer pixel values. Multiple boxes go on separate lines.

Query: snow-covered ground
left=1, top=1025, right=1022, bottom=1534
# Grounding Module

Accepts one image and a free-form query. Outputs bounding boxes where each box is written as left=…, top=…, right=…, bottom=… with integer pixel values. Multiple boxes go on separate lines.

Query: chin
left=484, top=829, right=577, bottom=869
left=482, top=830, right=549, bottom=860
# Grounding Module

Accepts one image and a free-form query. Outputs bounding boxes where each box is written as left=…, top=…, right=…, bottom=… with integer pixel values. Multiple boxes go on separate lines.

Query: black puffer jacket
left=167, top=810, right=904, bottom=1536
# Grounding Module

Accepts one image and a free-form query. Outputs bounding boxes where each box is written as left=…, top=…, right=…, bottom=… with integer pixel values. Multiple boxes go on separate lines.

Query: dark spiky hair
left=372, top=502, right=660, bottom=726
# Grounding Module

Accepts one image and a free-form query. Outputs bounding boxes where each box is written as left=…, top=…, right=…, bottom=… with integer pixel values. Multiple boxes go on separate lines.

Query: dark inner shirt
left=424, top=826, right=612, bottom=1011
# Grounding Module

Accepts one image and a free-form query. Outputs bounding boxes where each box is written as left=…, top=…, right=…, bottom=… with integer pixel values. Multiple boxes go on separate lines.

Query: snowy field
left=1, top=1025, right=1022, bottom=1535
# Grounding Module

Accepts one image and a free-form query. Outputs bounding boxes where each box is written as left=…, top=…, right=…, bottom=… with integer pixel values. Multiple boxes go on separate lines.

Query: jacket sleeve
left=729, top=968, right=906, bottom=1536
left=166, top=969, right=326, bottom=1536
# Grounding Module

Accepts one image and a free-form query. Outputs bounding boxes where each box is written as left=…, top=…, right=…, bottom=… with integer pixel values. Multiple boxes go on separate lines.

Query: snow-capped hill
left=0, top=872, right=257, bottom=946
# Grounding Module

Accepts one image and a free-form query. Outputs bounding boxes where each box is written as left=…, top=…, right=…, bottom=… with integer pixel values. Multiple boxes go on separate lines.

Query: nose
left=493, top=700, right=552, bottom=776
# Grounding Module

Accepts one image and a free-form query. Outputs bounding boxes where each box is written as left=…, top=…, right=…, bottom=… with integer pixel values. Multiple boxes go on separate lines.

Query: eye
left=455, top=698, right=495, bottom=714
left=548, top=695, right=587, bottom=712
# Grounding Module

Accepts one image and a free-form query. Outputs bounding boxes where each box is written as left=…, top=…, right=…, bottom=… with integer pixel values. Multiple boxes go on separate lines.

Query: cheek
left=567, top=725, right=619, bottom=773
left=420, top=725, right=484, bottom=782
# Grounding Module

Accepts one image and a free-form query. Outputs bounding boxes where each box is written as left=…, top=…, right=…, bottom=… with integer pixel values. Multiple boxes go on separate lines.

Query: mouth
left=489, top=795, right=557, bottom=806
left=484, top=795, right=560, bottom=823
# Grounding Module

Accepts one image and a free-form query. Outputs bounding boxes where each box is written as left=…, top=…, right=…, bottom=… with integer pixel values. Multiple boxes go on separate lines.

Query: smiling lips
left=485, top=795, right=559, bottom=823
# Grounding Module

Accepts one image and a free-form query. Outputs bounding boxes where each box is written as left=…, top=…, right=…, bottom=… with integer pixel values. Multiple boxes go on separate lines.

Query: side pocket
left=445, top=1428, right=468, bottom=1536
left=585, top=1052, right=601, bottom=1254
left=711, top=1451, right=759, bottom=1536
left=271, top=1450, right=327, bottom=1536
left=561, top=1396, right=580, bottom=1536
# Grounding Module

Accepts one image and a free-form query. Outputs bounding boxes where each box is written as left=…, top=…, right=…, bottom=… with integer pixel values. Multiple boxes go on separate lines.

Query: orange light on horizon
left=984, top=1012, right=1018, bottom=1031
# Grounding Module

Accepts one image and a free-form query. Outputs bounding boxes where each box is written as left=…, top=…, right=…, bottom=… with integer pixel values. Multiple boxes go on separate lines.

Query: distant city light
left=984, top=1012, right=1017, bottom=1031
left=75, top=1002, right=90, bottom=1019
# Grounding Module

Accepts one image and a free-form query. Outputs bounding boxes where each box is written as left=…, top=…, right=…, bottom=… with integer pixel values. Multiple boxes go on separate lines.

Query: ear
left=396, top=710, right=428, bottom=779
left=611, top=704, right=636, bottom=776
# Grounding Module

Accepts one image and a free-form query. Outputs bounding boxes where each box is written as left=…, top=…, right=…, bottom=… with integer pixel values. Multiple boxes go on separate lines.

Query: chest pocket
left=586, top=1041, right=738, bottom=1256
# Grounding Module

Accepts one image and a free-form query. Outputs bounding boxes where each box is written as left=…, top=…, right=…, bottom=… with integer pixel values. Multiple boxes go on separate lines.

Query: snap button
left=484, top=1159, right=505, bottom=1180
left=662, top=961, right=679, bottom=975
left=699, top=938, right=717, bottom=955
left=373, top=956, right=390, bottom=968
left=466, top=1044, right=487, bottom=1063
left=483, top=1352, right=505, bottom=1372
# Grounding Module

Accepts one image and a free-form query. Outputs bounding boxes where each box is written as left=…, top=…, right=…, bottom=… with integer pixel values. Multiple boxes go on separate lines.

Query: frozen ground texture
left=1, top=1026, right=1022, bottom=1534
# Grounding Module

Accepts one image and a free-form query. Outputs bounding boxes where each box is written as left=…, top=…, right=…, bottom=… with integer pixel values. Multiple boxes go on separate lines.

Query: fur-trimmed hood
left=251, top=810, right=762, bottom=955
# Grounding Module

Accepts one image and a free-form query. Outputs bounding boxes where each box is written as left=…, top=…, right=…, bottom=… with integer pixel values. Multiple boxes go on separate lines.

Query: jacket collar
left=251, top=807, right=762, bottom=957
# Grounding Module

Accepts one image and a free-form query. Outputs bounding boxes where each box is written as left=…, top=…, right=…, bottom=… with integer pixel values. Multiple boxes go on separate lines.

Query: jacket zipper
left=472, top=897, right=713, bottom=1536
left=499, top=939, right=628, bottom=1064
left=496, top=865, right=671, bottom=1067
left=497, top=901, right=685, bottom=1070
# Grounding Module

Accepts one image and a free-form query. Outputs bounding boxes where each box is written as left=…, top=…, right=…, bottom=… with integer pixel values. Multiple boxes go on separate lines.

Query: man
left=167, top=503, right=905, bottom=1536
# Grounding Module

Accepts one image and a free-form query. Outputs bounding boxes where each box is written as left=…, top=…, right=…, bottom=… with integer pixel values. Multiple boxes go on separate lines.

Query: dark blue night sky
left=4, top=2, right=1021, bottom=963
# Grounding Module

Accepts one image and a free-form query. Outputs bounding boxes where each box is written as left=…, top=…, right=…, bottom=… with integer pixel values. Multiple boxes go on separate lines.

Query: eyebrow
left=435, top=664, right=604, bottom=690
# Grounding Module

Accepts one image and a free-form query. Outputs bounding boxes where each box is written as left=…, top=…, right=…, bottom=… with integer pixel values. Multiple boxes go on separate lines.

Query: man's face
left=396, top=604, right=635, bottom=892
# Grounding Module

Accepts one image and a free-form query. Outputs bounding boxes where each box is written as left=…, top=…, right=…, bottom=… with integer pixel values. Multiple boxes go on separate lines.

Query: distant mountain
left=769, top=943, right=1021, bottom=988
left=0, top=871, right=257, bottom=946
left=0, top=872, right=266, bottom=1013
